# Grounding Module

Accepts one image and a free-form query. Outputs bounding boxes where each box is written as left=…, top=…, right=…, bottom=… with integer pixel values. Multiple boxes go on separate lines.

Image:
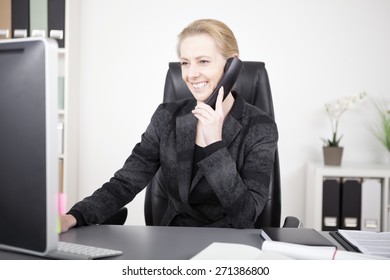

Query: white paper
left=190, top=242, right=292, bottom=260
left=338, top=230, right=390, bottom=258
left=262, top=241, right=336, bottom=260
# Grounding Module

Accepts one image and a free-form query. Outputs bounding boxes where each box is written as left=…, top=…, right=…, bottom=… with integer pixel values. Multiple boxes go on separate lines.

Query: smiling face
left=179, top=34, right=227, bottom=102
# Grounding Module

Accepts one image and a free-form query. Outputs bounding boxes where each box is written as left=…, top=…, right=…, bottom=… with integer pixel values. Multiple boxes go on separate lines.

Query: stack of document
left=259, top=227, right=388, bottom=260
left=335, top=230, right=390, bottom=258
left=261, top=240, right=387, bottom=260
left=191, top=228, right=390, bottom=260
left=190, top=241, right=387, bottom=260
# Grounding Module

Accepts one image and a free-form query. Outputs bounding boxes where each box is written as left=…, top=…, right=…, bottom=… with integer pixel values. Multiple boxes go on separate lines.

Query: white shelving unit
left=305, top=162, right=390, bottom=231
left=2, top=1, right=80, bottom=210
left=59, top=0, right=80, bottom=209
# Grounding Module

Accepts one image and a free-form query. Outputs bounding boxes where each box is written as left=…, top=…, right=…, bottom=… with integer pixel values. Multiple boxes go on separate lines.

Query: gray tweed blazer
left=70, top=93, right=278, bottom=228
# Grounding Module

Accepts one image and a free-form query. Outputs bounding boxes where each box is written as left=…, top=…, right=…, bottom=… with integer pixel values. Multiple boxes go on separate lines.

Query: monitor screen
left=0, top=38, right=59, bottom=256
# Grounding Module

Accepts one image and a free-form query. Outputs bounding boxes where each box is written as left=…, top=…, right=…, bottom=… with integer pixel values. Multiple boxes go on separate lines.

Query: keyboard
left=48, top=241, right=123, bottom=260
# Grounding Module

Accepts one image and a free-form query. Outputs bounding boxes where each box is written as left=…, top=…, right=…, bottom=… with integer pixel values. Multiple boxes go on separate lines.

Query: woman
left=61, top=19, right=278, bottom=231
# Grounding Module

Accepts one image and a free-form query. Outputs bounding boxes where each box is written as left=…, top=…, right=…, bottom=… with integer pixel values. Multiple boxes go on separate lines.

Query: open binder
left=329, top=231, right=360, bottom=252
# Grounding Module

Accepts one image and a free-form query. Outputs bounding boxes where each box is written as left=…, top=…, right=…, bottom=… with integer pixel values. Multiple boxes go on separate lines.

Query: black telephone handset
left=205, top=57, right=243, bottom=109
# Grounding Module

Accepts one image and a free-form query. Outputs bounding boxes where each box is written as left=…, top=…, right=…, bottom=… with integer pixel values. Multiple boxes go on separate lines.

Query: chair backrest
left=144, top=61, right=281, bottom=228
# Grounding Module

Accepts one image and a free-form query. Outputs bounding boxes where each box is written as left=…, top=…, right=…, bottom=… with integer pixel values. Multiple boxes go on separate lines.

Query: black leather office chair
left=101, top=207, right=128, bottom=225
left=144, top=61, right=295, bottom=228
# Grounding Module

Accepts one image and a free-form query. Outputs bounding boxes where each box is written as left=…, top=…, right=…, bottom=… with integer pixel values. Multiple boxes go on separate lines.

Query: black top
left=192, top=141, right=225, bottom=181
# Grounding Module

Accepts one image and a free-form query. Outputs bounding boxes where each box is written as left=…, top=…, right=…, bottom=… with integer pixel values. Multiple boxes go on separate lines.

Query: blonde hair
left=177, top=19, right=239, bottom=58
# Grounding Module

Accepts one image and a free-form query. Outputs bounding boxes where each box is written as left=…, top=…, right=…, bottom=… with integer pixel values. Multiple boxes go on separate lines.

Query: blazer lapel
left=190, top=170, right=203, bottom=191
left=222, top=114, right=242, bottom=148
left=220, top=93, right=245, bottom=150
left=176, top=112, right=197, bottom=202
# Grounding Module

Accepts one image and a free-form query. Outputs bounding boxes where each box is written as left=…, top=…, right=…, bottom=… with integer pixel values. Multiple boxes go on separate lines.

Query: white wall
left=76, top=0, right=390, bottom=226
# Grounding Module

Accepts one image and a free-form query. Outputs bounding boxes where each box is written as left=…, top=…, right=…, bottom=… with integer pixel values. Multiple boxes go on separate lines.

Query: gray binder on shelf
left=340, top=178, right=362, bottom=230
left=322, top=177, right=341, bottom=231
left=361, top=178, right=382, bottom=231
left=11, top=0, right=30, bottom=38
left=48, top=0, right=65, bottom=48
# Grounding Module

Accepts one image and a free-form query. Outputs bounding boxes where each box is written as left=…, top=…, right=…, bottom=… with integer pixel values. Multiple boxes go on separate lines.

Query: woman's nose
left=188, top=65, right=200, bottom=78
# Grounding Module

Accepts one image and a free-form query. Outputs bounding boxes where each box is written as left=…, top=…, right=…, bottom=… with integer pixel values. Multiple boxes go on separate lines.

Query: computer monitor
left=0, top=38, right=59, bottom=257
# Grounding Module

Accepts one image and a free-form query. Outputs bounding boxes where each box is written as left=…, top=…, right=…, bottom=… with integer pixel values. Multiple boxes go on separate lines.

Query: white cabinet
left=2, top=1, right=80, bottom=209
left=305, top=162, right=390, bottom=231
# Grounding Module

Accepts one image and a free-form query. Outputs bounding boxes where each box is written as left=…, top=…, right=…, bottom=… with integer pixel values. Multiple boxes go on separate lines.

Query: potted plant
left=369, top=99, right=390, bottom=163
left=322, top=92, right=367, bottom=165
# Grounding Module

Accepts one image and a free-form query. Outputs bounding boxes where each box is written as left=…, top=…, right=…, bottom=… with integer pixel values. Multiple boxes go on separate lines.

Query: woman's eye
left=180, top=61, right=188, bottom=67
left=199, top=60, right=209, bottom=65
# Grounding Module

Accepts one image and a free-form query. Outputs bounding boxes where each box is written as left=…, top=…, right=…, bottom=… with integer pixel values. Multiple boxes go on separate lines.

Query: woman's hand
left=60, top=214, right=77, bottom=233
left=192, top=87, right=225, bottom=146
